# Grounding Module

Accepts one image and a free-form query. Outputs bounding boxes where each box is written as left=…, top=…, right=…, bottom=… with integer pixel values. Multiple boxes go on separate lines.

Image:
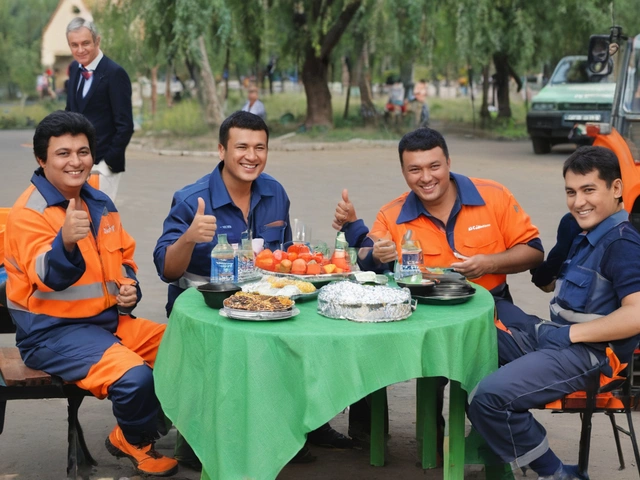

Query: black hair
left=33, top=110, right=96, bottom=163
left=563, top=145, right=621, bottom=189
left=219, top=111, right=269, bottom=148
left=398, top=127, right=449, bottom=165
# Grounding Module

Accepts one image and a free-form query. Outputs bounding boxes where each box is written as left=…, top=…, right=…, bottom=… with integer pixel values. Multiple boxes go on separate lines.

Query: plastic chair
left=544, top=349, right=640, bottom=477
left=0, top=207, right=10, bottom=269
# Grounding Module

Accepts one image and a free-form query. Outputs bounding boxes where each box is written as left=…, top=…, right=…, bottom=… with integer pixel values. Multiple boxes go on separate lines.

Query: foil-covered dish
left=317, top=282, right=413, bottom=322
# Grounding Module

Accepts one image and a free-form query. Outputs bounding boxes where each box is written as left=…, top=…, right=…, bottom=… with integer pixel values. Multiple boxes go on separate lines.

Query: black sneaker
left=289, top=445, right=317, bottom=464
left=307, top=423, right=353, bottom=449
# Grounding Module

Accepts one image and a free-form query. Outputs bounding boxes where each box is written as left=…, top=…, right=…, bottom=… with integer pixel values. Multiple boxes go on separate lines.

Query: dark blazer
left=66, top=55, right=134, bottom=173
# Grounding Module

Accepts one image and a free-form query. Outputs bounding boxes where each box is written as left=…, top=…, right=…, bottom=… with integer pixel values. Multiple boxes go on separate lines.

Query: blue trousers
left=467, top=299, right=607, bottom=469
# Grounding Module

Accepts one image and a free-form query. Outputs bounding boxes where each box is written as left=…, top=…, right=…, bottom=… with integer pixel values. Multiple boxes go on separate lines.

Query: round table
left=154, top=285, right=498, bottom=480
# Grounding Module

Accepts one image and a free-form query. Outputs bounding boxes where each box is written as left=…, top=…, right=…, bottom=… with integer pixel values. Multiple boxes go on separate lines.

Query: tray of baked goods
left=220, top=292, right=300, bottom=321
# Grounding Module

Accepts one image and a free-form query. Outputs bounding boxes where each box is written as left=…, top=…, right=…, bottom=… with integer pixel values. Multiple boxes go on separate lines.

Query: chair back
left=0, top=207, right=10, bottom=268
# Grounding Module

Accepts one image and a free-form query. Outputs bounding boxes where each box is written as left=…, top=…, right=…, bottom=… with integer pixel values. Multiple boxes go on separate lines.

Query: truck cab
left=586, top=32, right=640, bottom=229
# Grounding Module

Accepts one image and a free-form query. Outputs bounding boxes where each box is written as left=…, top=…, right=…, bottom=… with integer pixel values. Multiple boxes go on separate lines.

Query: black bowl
left=197, top=283, right=242, bottom=309
left=396, top=279, right=436, bottom=297
left=431, top=282, right=476, bottom=296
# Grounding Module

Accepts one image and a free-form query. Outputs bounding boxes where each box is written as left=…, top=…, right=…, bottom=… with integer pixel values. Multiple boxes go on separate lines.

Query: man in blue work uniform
left=154, top=110, right=351, bottom=469
left=468, top=146, right=640, bottom=480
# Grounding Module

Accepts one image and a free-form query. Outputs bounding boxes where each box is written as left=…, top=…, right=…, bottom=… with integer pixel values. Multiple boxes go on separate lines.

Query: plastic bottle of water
left=210, top=234, right=238, bottom=283
left=237, top=236, right=255, bottom=282
left=396, top=230, right=422, bottom=280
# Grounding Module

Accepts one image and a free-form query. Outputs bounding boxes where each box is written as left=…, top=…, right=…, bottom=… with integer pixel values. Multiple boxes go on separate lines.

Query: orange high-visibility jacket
left=4, top=171, right=137, bottom=335
left=369, top=174, right=541, bottom=291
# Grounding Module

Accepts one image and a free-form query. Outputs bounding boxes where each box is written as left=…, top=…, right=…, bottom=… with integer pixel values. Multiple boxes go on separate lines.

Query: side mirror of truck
left=588, top=35, right=613, bottom=74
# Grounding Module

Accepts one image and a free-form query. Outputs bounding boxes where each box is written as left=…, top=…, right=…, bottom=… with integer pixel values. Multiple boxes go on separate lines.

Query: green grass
left=0, top=101, right=62, bottom=129
left=0, top=88, right=528, bottom=142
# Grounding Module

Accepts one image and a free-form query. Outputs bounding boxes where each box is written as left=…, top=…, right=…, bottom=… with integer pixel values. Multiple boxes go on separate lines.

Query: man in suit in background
left=65, top=17, right=134, bottom=202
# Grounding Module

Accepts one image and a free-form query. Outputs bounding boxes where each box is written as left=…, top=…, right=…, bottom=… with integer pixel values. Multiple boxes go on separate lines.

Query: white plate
left=219, top=307, right=301, bottom=321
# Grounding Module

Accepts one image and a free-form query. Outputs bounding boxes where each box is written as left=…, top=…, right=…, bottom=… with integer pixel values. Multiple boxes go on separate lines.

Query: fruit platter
left=254, top=243, right=354, bottom=285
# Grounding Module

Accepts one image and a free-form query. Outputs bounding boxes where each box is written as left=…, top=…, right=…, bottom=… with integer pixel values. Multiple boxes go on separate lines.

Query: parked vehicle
left=580, top=28, right=640, bottom=228
left=526, top=55, right=616, bottom=154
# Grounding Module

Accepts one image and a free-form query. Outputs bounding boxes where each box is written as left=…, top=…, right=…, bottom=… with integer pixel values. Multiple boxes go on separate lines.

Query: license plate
left=563, top=114, right=602, bottom=122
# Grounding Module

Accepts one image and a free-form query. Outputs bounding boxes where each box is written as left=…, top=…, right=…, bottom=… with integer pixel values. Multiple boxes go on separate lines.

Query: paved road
left=0, top=129, right=636, bottom=479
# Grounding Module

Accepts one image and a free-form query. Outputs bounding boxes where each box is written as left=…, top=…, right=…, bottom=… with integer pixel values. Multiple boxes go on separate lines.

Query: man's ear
left=613, top=178, right=623, bottom=200
left=95, top=35, right=101, bottom=49
left=218, top=143, right=225, bottom=162
left=36, top=157, right=46, bottom=168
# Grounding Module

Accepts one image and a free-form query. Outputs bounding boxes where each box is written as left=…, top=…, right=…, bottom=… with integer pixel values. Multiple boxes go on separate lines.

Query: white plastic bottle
left=210, top=234, right=238, bottom=283
left=237, top=237, right=255, bottom=282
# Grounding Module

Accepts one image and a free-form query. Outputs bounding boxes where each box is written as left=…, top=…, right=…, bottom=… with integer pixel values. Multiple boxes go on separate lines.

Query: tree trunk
left=399, top=61, right=413, bottom=100
left=493, top=52, right=511, bottom=118
left=480, top=64, right=490, bottom=127
left=343, top=56, right=352, bottom=119
left=224, top=45, right=230, bottom=100
left=151, top=65, right=158, bottom=118
left=358, top=42, right=377, bottom=125
left=299, top=0, right=362, bottom=127
left=165, top=65, right=173, bottom=108
left=302, top=52, right=332, bottom=128
left=197, top=36, right=225, bottom=127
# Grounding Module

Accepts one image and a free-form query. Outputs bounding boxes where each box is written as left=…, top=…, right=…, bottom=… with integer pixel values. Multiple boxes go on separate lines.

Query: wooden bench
left=0, top=283, right=96, bottom=479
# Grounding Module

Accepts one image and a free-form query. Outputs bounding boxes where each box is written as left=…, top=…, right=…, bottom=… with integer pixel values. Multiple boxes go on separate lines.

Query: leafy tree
left=274, top=0, right=364, bottom=127
left=0, top=0, right=59, bottom=102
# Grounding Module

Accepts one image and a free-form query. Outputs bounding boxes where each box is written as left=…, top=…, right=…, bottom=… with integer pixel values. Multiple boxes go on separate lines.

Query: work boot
left=288, top=445, right=317, bottom=464
left=307, top=423, right=353, bottom=449
left=174, top=431, right=202, bottom=471
left=105, top=426, right=179, bottom=477
left=538, top=464, right=590, bottom=480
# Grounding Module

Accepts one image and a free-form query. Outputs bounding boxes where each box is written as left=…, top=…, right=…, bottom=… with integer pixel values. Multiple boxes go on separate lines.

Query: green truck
left=526, top=55, right=616, bottom=154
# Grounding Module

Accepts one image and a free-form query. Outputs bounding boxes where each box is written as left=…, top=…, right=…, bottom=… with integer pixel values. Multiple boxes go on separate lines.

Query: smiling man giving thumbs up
left=4, top=111, right=178, bottom=477
left=154, top=111, right=292, bottom=317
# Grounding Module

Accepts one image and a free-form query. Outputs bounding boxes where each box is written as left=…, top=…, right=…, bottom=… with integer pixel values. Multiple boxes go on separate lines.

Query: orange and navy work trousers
left=17, top=315, right=166, bottom=445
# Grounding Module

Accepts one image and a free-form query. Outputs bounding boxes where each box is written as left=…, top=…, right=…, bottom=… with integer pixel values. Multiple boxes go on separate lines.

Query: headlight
left=532, top=103, right=556, bottom=111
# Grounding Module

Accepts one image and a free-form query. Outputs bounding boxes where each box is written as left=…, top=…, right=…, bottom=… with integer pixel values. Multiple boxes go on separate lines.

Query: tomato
left=299, top=252, right=313, bottom=262
left=287, top=252, right=298, bottom=261
left=273, top=249, right=286, bottom=262
left=291, top=258, right=307, bottom=274
left=305, top=262, right=321, bottom=275
left=255, top=257, right=275, bottom=271
left=256, top=249, right=274, bottom=260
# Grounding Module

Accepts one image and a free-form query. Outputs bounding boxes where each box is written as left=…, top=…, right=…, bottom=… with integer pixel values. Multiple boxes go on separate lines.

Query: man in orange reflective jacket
left=3, top=111, right=177, bottom=477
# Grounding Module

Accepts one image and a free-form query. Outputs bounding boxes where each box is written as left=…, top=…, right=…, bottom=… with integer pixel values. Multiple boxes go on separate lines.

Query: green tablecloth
left=154, top=285, right=497, bottom=480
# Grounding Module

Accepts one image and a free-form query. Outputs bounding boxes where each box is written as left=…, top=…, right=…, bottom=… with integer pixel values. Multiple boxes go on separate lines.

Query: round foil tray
left=317, top=299, right=414, bottom=323
left=219, top=307, right=300, bottom=321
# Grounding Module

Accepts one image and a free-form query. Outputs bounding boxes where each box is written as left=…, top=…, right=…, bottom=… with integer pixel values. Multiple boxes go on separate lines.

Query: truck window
left=551, top=58, right=615, bottom=84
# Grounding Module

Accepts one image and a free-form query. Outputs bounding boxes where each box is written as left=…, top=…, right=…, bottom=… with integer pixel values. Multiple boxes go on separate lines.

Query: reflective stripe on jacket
left=5, top=169, right=138, bottom=335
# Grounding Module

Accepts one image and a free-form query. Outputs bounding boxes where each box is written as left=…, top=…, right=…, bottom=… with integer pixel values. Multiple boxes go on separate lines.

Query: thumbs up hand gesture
left=185, top=197, right=217, bottom=244
left=332, top=189, right=357, bottom=230
left=62, top=198, right=91, bottom=252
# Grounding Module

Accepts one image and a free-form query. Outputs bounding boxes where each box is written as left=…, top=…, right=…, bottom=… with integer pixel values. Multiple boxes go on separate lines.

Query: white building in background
left=41, top=0, right=93, bottom=88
